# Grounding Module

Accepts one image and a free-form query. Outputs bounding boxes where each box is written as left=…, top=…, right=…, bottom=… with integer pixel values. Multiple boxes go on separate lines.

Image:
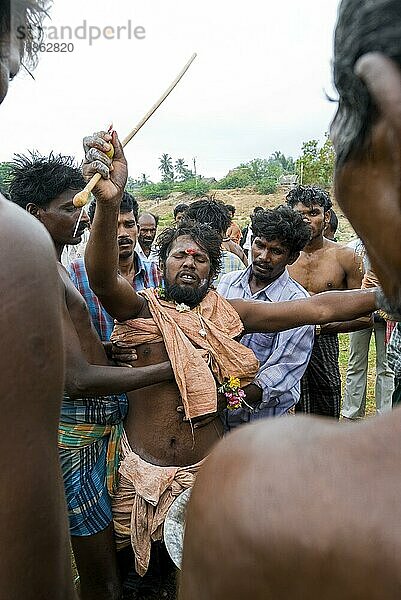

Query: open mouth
left=178, top=272, right=198, bottom=284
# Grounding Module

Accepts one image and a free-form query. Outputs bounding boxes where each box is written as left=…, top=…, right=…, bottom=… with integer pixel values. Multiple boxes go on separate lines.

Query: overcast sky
left=2, top=0, right=340, bottom=181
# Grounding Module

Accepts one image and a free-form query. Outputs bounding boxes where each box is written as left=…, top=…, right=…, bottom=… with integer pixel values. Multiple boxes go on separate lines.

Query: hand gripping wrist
left=375, top=287, right=401, bottom=321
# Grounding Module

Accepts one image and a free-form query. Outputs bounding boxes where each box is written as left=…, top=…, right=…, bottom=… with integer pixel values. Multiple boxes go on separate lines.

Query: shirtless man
left=180, top=1, right=401, bottom=598
left=82, top=129, right=377, bottom=588
left=9, top=153, right=173, bottom=600
left=287, top=184, right=366, bottom=418
left=0, top=2, right=78, bottom=598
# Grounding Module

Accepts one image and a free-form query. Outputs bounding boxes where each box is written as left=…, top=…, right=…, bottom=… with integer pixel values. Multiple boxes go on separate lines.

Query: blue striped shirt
left=217, top=266, right=314, bottom=420
left=68, top=253, right=161, bottom=341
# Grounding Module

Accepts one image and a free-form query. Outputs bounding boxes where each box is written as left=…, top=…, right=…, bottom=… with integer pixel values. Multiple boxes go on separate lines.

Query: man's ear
left=26, top=203, right=41, bottom=219
left=324, top=209, right=331, bottom=225
left=355, top=53, right=401, bottom=138
left=287, top=251, right=300, bottom=266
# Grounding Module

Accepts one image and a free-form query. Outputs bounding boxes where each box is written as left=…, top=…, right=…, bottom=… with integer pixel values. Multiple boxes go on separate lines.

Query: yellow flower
left=229, top=376, right=241, bottom=389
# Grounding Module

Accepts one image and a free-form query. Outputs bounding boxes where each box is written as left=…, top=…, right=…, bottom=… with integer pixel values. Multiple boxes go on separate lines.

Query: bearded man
left=82, top=130, right=377, bottom=591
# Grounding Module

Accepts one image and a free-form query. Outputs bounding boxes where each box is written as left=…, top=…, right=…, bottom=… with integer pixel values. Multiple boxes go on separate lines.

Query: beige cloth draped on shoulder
left=110, top=288, right=259, bottom=420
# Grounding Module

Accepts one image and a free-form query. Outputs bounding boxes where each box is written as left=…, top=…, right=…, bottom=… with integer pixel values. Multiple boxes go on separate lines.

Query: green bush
left=216, top=171, right=252, bottom=189
left=175, top=178, right=210, bottom=197
left=257, top=178, right=278, bottom=195
left=139, top=182, right=174, bottom=200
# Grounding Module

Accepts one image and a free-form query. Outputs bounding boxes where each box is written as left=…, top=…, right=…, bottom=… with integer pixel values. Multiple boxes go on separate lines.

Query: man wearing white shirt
left=135, top=212, right=159, bottom=262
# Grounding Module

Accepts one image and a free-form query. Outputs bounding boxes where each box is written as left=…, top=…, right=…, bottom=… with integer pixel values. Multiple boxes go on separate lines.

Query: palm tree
left=159, top=153, right=174, bottom=182
left=175, top=158, right=193, bottom=181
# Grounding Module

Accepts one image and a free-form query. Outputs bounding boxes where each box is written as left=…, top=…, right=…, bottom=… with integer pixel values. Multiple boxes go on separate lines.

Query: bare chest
left=288, top=251, right=347, bottom=294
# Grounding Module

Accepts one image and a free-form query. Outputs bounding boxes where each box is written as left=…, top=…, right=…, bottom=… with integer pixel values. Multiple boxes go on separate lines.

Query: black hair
left=88, top=191, right=138, bottom=223
left=332, top=0, right=401, bottom=166
left=251, top=205, right=311, bottom=255
left=138, top=212, right=159, bottom=226
left=252, top=206, right=264, bottom=216
left=1, top=1, right=49, bottom=67
left=157, top=219, right=222, bottom=280
left=226, top=204, right=235, bottom=217
left=286, top=185, right=332, bottom=212
left=9, top=151, right=85, bottom=209
left=328, top=209, right=338, bottom=234
left=173, top=203, right=189, bottom=218
left=184, top=197, right=231, bottom=235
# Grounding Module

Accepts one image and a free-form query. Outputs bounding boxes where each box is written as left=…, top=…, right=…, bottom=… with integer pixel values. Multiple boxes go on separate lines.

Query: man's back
left=181, top=411, right=401, bottom=599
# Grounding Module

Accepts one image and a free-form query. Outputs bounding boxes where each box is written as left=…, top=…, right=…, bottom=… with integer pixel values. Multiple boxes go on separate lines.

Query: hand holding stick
left=73, top=53, right=197, bottom=207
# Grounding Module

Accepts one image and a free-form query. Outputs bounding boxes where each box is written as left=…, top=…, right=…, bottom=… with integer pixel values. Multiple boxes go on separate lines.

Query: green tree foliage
left=297, top=134, right=335, bottom=187
left=176, top=178, right=210, bottom=196
left=270, top=151, right=295, bottom=174
left=0, top=162, right=12, bottom=191
left=174, top=158, right=193, bottom=182
left=216, top=169, right=252, bottom=189
left=139, top=181, right=174, bottom=200
left=216, top=152, right=293, bottom=193
left=159, top=153, right=174, bottom=182
left=125, top=176, right=139, bottom=195
left=256, top=177, right=279, bottom=195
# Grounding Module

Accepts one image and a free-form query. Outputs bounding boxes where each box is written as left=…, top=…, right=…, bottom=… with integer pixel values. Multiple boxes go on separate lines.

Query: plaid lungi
left=59, top=394, right=128, bottom=536
left=295, top=333, right=341, bottom=419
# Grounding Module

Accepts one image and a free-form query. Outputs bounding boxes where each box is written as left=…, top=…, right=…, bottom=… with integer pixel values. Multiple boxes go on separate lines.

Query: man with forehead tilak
left=83, top=130, right=378, bottom=589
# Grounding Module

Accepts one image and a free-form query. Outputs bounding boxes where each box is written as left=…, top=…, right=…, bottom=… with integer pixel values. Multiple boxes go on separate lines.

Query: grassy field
left=338, top=333, right=377, bottom=417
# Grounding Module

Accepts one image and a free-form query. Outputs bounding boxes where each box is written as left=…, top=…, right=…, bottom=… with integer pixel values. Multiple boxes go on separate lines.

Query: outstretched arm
left=62, top=299, right=172, bottom=397
left=230, top=288, right=376, bottom=334
left=83, top=130, right=145, bottom=321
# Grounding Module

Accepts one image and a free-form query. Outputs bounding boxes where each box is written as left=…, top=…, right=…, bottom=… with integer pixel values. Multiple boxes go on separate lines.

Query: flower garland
left=218, top=376, right=253, bottom=411
left=154, top=285, right=191, bottom=312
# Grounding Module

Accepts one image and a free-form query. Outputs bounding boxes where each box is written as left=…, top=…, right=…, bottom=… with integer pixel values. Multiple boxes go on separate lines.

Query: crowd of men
left=1, top=0, right=401, bottom=599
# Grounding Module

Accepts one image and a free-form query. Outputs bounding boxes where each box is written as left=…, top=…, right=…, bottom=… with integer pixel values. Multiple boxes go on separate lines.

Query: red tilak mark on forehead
left=185, top=248, right=197, bottom=255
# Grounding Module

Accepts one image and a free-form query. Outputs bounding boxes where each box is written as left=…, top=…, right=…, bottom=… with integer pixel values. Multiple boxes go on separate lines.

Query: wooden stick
left=73, top=53, right=197, bottom=207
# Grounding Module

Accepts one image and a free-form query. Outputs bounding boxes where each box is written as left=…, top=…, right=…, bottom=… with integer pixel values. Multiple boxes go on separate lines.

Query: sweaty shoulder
left=0, top=198, right=59, bottom=285
left=336, top=242, right=363, bottom=275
